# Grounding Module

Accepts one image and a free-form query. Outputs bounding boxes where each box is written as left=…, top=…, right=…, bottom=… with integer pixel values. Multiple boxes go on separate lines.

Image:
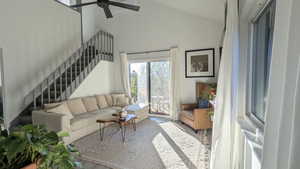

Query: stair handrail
left=25, top=29, right=114, bottom=110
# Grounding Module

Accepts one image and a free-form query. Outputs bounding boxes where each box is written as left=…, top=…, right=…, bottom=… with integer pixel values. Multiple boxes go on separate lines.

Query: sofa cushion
left=44, top=103, right=61, bottom=109
left=116, top=97, right=130, bottom=107
left=111, top=94, right=125, bottom=106
left=82, top=96, right=99, bottom=112
left=100, top=107, right=120, bottom=114
left=70, top=110, right=116, bottom=131
left=111, top=106, right=123, bottom=112
left=105, top=95, right=113, bottom=106
left=96, top=95, right=108, bottom=109
left=46, top=102, right=74, bottom=119
left=70, top=112, right=96, bottom=131
left=67, top=98, right=87, bottom=116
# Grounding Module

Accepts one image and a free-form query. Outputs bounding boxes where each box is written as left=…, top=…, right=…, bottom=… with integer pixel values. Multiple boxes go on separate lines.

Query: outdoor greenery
left=130, top=70, right=138, bottom=102
left=0, top=124, right=80, bottom=169
left=150, top=62, right=170, bottom=113
left=130, top=61, right=170, bottom=114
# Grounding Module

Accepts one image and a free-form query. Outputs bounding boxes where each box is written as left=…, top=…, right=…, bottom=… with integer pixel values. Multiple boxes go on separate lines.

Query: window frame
left=246, top=0, right=276, bottom=130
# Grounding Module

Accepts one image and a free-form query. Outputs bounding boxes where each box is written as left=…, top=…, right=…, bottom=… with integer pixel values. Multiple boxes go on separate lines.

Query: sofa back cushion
left=82, top=96, right=99, bottom=112
left=67, top=98, right=87, bottom=116
left=111, top=94, right=126, bottom=106
left=116, top=97, right=130, bottom=107
left=46, top=102, right=74, bottom=119
left=96, top=95, right=108, bottom=109
left=105, top=95, right=113, bottom=106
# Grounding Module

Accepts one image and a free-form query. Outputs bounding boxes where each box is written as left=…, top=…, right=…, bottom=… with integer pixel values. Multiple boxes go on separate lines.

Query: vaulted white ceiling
left=152, top=0, right=225, bottom=22
left=83, top=0, right=225, bottom=22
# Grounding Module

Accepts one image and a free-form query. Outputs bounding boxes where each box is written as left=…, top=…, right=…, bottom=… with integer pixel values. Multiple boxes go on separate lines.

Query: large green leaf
left=57, top=131, right=70, bottom=138
left=44, top=131, right=59, bottom=145
left=6, top=139, right=27, bottom=162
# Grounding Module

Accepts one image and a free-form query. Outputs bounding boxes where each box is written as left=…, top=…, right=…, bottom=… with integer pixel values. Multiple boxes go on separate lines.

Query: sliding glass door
left=150, top=61, right=170, bottom=115
left=129, top=62, right=149, bottom=104
left=129, top=61, right=170, bottom=115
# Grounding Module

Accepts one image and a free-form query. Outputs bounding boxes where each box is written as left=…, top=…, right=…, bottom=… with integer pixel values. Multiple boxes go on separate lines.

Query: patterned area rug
left=74, top=117, right=211, bottom=169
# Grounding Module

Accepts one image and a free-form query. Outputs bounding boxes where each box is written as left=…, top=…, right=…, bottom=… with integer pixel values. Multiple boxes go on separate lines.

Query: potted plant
left=0, top=124, right=81, bottom=169
left=197, top=83, right=217, bottom=108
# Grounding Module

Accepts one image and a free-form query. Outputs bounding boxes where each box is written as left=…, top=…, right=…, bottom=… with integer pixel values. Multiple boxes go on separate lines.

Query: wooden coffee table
left=96, top=114, right=137, bottom=143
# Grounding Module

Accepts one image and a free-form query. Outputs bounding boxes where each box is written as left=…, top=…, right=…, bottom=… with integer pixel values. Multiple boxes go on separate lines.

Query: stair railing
left=26, top=30, right=114, bottom=110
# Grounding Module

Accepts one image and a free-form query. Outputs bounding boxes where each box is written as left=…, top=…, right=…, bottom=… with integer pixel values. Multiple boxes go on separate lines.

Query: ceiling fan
left=71, top=0, right=140, bottom=18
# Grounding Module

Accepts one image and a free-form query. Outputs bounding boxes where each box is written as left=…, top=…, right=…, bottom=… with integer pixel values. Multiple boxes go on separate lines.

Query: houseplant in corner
left=197, top=83, right=217, bottom=121
left=197, top=83, right=217, bottom=108
left=0, top=124, right=81, bottom=169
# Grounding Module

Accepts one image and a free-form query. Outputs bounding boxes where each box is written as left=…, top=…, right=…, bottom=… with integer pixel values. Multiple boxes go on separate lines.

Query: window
left=249, top=1, right=276, bottom=124
left=56, top=0, right=77, bottom=6
left=129, top=61, right=171, bottom=115
left=57, top=0, right=71, bottom=5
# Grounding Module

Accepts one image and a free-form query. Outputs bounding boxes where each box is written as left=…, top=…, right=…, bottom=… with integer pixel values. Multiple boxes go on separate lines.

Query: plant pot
left=21, top=163, right=37, bottom=169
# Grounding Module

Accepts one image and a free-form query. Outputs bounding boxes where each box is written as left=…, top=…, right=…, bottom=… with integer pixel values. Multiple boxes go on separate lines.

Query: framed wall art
left=185, top=48, right=215, bottom=78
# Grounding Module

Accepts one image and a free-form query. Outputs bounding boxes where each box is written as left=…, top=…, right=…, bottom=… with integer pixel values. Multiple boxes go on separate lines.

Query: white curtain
left=170, top=47, right=181, bottom=120
left=210, top=0, right=242, bottom=169
left=120, top=52, right=131, bottom=97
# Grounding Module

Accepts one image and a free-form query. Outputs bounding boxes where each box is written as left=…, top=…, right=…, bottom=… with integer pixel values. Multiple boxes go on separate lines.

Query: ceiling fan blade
left=102, top=4, right=113, bottom=18
left=71, top=1, right=97, bottom=8
left=107, top=1, right=140, bottom=11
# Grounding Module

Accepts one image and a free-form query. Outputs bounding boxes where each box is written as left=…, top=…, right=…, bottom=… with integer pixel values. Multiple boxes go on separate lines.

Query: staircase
left=20, top=30, right=114, bottom=124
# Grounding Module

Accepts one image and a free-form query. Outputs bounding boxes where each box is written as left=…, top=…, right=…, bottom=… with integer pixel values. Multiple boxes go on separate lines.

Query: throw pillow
left=67, top=98, right=87, bottom=116
left=105, top=95, right=113, bottom=106
left=47, top=102, right=74, bottom=119
left=116, top=97, right=130, bottom=107
left=96, top=95, right=108, bottom=109
left=82, top=96, right=99, bottom=112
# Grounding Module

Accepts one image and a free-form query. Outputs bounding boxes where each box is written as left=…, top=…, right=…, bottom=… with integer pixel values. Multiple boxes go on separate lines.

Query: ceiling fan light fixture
left=71, top=0, right=141, bottom=18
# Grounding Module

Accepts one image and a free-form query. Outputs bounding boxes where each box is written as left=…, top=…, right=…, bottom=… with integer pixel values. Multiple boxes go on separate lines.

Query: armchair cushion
left=181, top=103, right=198, bottom=111
left=180, top=110, right=194, bottom=121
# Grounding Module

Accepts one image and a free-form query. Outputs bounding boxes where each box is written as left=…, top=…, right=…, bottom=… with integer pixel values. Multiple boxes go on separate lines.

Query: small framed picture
left=185, top=48, right=215, bottom=78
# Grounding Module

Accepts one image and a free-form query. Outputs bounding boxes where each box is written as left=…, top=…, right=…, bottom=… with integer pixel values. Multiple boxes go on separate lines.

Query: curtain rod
left=127, top=49, right=170, bottom=55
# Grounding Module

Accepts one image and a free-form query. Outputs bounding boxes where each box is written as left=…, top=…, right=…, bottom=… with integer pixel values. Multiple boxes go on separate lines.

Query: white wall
left=0, top=0, right=81, bottom=127
left=70, top=61, right=115, bottom=98
left=70, top=0, right=121, bottom=97
left=82, top=0, right=223, bottom=103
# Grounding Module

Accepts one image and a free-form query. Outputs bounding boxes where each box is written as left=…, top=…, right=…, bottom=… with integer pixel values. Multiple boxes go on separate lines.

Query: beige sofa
left=32, top=94, right=149, bottom=144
